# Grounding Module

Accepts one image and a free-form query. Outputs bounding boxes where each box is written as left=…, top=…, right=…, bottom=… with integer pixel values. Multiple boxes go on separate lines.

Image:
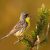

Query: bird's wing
left=0, top=21, right=23, bottom=40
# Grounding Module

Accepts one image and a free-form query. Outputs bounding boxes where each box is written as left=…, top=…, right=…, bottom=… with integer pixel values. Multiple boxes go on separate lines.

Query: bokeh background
left=0, top=0, right=50, bottom=50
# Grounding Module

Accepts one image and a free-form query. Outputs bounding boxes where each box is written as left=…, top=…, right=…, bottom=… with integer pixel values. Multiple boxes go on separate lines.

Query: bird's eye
left=24, top=14, right=28, bottom=18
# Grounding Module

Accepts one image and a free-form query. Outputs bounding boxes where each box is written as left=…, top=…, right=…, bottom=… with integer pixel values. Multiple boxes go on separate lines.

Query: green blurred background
left=0, top=0, right=50, bottom=50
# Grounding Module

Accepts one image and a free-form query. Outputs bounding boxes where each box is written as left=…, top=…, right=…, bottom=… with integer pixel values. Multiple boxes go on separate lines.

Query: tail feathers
left=0, top=32, right=12, bottom=40
left=0, top=34, right=10, bottom=40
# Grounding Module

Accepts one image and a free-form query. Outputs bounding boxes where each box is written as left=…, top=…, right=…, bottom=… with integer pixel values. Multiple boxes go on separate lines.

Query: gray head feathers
left=20, top=11, right=29, bottom=21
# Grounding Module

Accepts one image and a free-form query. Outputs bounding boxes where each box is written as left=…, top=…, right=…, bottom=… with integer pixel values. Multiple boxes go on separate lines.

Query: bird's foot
left=13, top=40, right=20, bottom=45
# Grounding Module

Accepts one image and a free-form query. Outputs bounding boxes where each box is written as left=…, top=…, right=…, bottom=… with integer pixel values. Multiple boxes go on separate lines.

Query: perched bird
left=0, top=11, right=30, bottom=44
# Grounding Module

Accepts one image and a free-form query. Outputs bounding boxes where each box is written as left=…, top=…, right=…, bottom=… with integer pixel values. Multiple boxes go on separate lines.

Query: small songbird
left=0, top=11, right=30, bottom=44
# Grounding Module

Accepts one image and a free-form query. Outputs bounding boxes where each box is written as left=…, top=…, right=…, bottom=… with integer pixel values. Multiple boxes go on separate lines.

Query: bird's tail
left=0, top=28, right=16, bottom=40
left=0, top=32, right=13, bottom=40
left=0, top=34, right=9, bottom=40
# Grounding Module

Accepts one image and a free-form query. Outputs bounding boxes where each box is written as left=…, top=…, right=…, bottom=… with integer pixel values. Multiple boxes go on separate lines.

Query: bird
left=0, top=11, right=30, bottom=44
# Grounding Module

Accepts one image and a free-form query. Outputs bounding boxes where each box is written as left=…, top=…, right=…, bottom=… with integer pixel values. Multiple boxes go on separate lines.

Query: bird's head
left=20, top=12, right=30, bottom=26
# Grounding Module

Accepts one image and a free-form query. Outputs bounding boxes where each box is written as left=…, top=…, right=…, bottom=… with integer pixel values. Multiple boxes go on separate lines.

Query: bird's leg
left=19, top=35, right=24, bottom=40
left=13, top=37, right=20, bottom=45
left=36, top=35, right=40, bottom=50
left=14, top=35, right=24, bottom=45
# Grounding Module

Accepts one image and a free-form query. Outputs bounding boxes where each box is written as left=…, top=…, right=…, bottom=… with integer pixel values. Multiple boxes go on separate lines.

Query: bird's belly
left=14, top=29, right=23, bottom=36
